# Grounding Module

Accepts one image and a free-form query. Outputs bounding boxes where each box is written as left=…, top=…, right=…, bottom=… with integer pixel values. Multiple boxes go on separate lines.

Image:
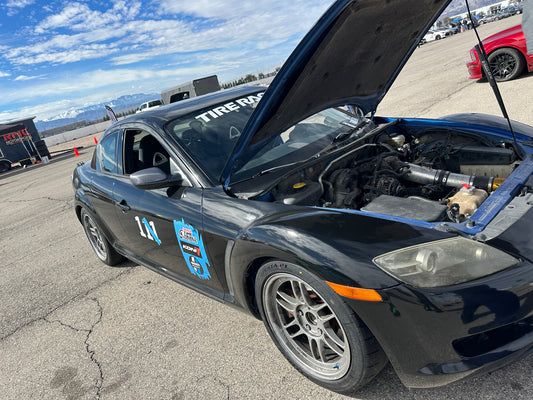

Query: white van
left=136, top=99, right=163, bottom=113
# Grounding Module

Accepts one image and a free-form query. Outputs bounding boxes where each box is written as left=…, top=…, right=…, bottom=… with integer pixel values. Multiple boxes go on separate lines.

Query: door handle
left=117, top=199, right=131, bottom=213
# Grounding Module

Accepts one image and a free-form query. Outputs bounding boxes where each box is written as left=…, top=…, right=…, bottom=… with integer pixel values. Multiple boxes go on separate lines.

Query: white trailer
left=161, top=75, right=220, bottom=104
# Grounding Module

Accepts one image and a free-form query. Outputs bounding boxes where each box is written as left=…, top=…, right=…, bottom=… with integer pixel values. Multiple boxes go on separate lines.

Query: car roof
left=116, top=86, right=265, bottom=129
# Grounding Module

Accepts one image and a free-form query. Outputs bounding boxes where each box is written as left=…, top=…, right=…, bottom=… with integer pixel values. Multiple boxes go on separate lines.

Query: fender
left=73, top=165, right=118, bottom=249
left=226, top=209, right=453, bottom=314
left=440, top=113, right=533, bottom=140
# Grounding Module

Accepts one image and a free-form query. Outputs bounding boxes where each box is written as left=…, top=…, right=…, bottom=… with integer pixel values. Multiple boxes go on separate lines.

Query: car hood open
left=223, top=0, right=451, bottom=187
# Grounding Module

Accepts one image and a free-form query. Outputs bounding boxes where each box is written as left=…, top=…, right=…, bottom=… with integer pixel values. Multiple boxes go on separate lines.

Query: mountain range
left=442, top=0, right=508, bottom=19
left=35, top=93, right=160, bottom=132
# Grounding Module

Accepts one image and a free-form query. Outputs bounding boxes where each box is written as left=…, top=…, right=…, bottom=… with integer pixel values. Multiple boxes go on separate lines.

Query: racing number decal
left=134, top=216, right=161, bottom=245
left=173, top=219, right=211, bottom=280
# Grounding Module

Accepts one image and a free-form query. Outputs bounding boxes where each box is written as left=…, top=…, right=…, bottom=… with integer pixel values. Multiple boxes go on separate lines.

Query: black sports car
left=73, top=0, right=533, bottom=394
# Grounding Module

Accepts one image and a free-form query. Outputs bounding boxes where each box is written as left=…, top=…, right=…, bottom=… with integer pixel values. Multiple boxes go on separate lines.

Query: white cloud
left=6, top=0, right=34, bottom=16
left=12, top=44, right=118, bottom=65
left=6, top=0, right=330, bottom=67
left=35, top=1, right=142, bottom=34
left=0, top=71, right=11, bottom=77
left=14, top=74, right=43, bottom=81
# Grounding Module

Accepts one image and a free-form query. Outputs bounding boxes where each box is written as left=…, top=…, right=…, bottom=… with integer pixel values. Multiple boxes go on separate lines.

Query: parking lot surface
left=1, top=15, right=533, bottom=400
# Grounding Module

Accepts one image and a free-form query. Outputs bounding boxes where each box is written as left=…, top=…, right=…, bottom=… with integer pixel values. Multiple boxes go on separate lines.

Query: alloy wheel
left=262, top=273, right=351, bottom=380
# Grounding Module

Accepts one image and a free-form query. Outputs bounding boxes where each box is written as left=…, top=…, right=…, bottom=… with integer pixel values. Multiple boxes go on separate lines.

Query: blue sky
left=0, top=0, right=333, bottom=122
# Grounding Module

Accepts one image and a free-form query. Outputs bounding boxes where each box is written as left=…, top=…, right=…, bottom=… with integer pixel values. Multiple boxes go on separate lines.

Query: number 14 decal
left=135, top=216, right=161, bottom=245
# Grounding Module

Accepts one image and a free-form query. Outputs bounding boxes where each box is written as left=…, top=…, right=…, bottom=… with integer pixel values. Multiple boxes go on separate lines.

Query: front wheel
left=488, top=48, right=524, bottom=81
left=255, top=261, right=387, bottom=394
left=80, top=208, right=124, bottom=266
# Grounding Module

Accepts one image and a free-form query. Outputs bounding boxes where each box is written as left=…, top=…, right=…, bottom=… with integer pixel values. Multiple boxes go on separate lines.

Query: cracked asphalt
left=1, top=15, right=533, bottom=400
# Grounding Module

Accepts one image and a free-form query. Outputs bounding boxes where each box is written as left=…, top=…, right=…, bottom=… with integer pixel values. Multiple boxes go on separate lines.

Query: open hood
left=223, top=0, right=451, bottom=186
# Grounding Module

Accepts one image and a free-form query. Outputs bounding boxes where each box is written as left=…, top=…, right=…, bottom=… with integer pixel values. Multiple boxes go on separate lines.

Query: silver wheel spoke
left=323, top=328, right=345, bottom=356
left=316, top=338, right=329, bottom=363
left=276, top=290, right=298, bottom=313
left=318, top=312, right=335, bottom=324
left=287, top=325, right=304, bottom=338
left=283, top=318, right=299, bottom=331
left=299, top=282, right=314, bottom=307
left=290, top=280, right=303, bottom=303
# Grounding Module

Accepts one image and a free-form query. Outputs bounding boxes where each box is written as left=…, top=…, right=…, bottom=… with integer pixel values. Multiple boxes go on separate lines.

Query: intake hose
left=402, top=163, right=503, bottom=192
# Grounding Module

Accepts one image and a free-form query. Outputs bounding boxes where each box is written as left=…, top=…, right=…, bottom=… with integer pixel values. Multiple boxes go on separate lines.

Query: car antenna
left=465, top=0, right=521, bottom=159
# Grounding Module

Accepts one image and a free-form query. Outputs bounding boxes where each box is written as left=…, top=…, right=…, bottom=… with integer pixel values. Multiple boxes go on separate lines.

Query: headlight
left=372, top=237, right=518, bottom=288
left=470, top=49, right=478, bottom=62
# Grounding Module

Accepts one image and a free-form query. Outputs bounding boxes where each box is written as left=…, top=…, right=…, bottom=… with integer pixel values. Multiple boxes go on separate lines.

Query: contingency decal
left=173, top=219, right=211, bottom=280
left=194, top=92, right=264, bottom=123
left=134, top=216, right=161, bottom=245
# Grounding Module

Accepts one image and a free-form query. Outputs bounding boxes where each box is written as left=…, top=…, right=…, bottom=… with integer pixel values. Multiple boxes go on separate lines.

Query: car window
left=122, top=129, right=171, bottom=175
left=122, top=129, right=192, bottom=187
left=99, top=132, right=118, bottom=174
left=165, top=92, right=264, bottom=180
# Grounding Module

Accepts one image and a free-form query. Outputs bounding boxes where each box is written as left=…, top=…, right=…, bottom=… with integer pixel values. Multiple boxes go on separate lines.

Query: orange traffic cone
left=94, top=137, right=98, bottom=144
left=74, top=147, right=80, bottom=156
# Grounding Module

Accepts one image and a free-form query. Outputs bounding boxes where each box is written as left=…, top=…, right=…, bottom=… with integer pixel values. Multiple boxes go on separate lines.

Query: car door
left=88, top=130, right=125, bottom=244
left=112, top=126, right=226, bottom=297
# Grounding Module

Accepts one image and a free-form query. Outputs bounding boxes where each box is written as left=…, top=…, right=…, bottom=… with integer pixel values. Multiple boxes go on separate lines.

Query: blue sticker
left=173, top=219, right=211, bottom=280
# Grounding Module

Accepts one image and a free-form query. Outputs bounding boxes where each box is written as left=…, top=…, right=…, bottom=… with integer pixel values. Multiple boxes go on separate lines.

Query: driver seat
left=138, top=135, right=170, bottom=174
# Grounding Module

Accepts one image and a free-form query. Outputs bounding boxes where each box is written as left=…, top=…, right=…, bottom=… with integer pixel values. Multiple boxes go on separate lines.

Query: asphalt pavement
left=1, top=15, right=532, bottom=400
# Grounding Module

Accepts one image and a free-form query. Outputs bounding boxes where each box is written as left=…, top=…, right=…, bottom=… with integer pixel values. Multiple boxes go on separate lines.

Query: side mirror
left=130, top=167, right=183, bottom=190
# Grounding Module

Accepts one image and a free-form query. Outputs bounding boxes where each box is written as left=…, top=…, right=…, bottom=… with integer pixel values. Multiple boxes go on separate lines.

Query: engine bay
left=267, top=125, right=521, bottom=223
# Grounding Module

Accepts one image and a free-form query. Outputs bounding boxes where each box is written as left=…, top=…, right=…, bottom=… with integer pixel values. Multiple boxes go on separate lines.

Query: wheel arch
left=226, top=213, right=411, bottom=319
left=488, top=45, right=526, bottom=61
left=483, top=45, right=527, bottom=78
left=74, top=192, right=117, bottom=249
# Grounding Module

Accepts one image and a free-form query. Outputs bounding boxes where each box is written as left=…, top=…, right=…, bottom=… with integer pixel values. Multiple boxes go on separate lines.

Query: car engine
left=270, top=129, right=519, bottom=223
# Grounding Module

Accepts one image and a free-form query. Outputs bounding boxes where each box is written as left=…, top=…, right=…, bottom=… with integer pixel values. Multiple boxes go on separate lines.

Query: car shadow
left=345, top=351, right=533, bottom=399
left=475, top=71, right=532, bottom=84
left=113, top=259, right=138, bottom=268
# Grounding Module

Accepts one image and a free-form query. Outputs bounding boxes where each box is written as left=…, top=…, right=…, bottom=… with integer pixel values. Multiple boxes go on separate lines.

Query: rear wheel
left=0, top=160, right=11, bottom=173
left=80, top=208, right=124, bottom=266
left=255, top=261, right=387, bottom=394
left=488, top=48, right=524, bottom=81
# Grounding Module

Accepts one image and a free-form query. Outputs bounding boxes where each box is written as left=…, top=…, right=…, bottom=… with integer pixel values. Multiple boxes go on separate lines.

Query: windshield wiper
left=254, top=159, right=309, bottom=177
left=333, top=119, right=371, bottom=143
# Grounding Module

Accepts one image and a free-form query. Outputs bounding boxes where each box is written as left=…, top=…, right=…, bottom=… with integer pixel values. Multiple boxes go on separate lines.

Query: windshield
left=165, top=92, right=264, bottom=180
left=231, top=107, right=363, bottom=182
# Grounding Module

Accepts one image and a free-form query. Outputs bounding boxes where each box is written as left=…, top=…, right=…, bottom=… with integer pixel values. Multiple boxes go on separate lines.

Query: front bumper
left=349, top=262, right=533, bottom=388
left=467, top=59, right=482, bottom=79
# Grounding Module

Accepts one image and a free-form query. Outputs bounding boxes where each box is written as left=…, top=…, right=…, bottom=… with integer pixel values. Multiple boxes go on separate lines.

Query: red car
left=467, top=24, right=533, bottom=81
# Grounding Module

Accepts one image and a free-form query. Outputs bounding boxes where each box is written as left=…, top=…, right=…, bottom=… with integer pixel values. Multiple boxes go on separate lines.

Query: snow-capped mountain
left=35, top=93, right=160, bottom=132
left=442, top=0, right=505, bottom=19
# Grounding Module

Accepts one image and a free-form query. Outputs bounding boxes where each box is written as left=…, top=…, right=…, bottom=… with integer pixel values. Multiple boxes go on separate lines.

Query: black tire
left=255, top=261, right=387, bottom=394
left=80, top=208, right=124, bottom=266
left=488, top=48, right=524, bottom=82
left=0, top=160, right=11, bottom=173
